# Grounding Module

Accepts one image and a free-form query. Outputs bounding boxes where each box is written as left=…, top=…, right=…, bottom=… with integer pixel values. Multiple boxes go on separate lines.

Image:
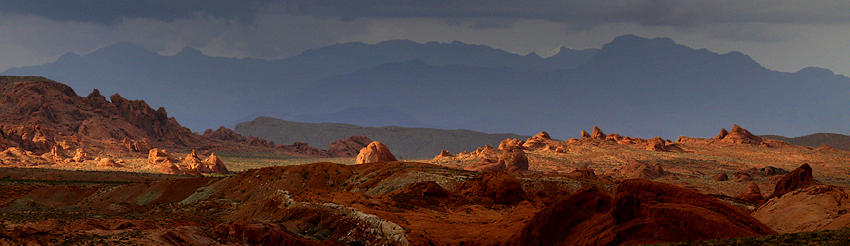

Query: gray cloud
left=5, top=1, right=850, bottom=28
left=0, top=0, right=274, bottom=24
left=269, top=1, right=850, bottom=27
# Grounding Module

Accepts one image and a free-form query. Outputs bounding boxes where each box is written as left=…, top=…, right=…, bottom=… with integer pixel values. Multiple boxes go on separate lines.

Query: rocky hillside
left=0, top=76, right=270, bottom=173
left=234, top=116, right=531, bottom=159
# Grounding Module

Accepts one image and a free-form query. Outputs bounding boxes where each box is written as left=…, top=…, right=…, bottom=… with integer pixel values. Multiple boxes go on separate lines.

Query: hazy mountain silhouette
left=234, top=116, right=531, bottom=159
left=3, top=35, right=848, bottom=140
left=762, top=133, right=850, bottom=151
left=3, top=40, right=595, bottom=133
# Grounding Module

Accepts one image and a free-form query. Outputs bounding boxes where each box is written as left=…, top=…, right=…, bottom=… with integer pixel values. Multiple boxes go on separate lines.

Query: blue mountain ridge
left=3, top=35, right=847, bottom=141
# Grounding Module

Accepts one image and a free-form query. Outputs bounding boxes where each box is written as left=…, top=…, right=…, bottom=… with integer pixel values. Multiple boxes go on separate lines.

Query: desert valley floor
left=2, top=76, right=850, bottom=245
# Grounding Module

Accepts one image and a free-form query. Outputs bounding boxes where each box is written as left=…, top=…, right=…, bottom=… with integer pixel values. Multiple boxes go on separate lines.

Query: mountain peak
left=55, top=52, right=81, bottom=63
left=88, top=42, right=157, bottom=59
left=606, top=35, right=678, bottom=50
left=176, top=47, right=205, bottom=57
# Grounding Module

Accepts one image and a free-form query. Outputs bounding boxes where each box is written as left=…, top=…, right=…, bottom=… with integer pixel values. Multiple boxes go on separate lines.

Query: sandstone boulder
left=355, top=141, right=397, bottom=164
left=733, top=171, right=753, bottom=182
left=434, top=149, right=453, bottom=159
left=499, top=145, right=528, bottom=172
left=183, top=150, right=208, bottom=174
left=97, top=158, right=121, bottom=168
left=754, top=185, right=850, bottom=233
left=475, top=145, right=500, bottom=163
left=771, top=163, right=816, bottom=198
left=522, top=131, right=552, bottom=150
left=498, top=138, right=524, bottom=150
left=71, top=148, right=88, bottom=162
left=620, top=160, right=665, bottom=179
left=713, top=173, right=729, bottom=181
left=202, top=153, right=230, bottom=174
left=737, top=182, right=765, bottom=205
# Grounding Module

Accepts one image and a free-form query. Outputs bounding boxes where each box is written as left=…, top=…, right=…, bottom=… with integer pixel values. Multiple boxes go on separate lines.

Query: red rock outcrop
left=716, top=124, right=762, bottom=145
left=733, top=171, right=753, bottom=182
left=498, top=138, right=524, bottom=150
left=591, top=126, right=606, bottom=139
left=771, top=163, right=816, bottom=198
left=713, top=173, right=729, bottom=181
left=620, top=160, right=665, bottom=179
left=183, top=150, right=206, bottom=173
left=499, top=145, right=528, bottom=173
left=816, top=145, right=840, bottom=152
left=754, top=184, right=850, bottom=233
left=277, top=142, right=327, bottom=157
left=566, top=168, right=598, bottom=180
left=71, top=148, right=88, bottom=163
left=327, top=135, right=372, bottom=157
left=459, top=170, right=525, bottom=205
left=211, top=221, right=325, bottom=246
left=434, top=149, right=453, bottom=159
left=202, top=153, right=230, bottom=174
left=580, top=130, right=591, bottom=139
left=522, top=131, right=553, bottom=150
left=737, top=182, right=765, bottom=205
left=97, top=158, right=121, bottom=168
left=510, top=179, right=776, bottom=245
left=712, top=128, right=729, bottom=140
left=355, top=141, right=397, bottom=164
left=202, top=126, right=247, bottom=143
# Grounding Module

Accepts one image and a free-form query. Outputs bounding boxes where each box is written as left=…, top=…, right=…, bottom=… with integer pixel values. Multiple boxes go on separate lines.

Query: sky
left=1, top=1, right=850, bottom=76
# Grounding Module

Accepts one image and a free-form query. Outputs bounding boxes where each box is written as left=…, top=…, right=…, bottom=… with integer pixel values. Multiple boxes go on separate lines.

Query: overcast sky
left=1, top=1, right=849, bottom=75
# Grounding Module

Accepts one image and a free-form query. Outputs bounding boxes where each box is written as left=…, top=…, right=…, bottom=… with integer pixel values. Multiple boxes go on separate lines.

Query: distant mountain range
left=4, top=35, right=849, bottom=140
left=234, top=116, right=531, bottom=159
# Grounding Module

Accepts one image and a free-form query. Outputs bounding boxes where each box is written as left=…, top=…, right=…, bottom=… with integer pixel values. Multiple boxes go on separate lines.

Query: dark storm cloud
left=4, top=1, right=850, bottom=28
left=0, top=0, right=274, bottom=23
left=274, top=1, right=850, bottom=28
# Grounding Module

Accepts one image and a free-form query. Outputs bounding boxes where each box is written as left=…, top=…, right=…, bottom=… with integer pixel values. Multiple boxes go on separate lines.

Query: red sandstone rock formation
left=327, top=135, right=371, bottom=157
left=713, top=173, right=729, bottom=181
left=771, top=163, right=817, bottom=198
left=355, top=141, right=397, bottom=164
left=620, top=160, right=665, bottom=179
left=509, top=179, right=776, bottom=245
left=591, top=126, right=605, bottom=139
left=499, top=145, right=528, bottom=173
left=434, top=149, right=454, bottom=159
left=459, top=170, right=525, bottom=205
left=737, top=182, right=765, bottom=205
